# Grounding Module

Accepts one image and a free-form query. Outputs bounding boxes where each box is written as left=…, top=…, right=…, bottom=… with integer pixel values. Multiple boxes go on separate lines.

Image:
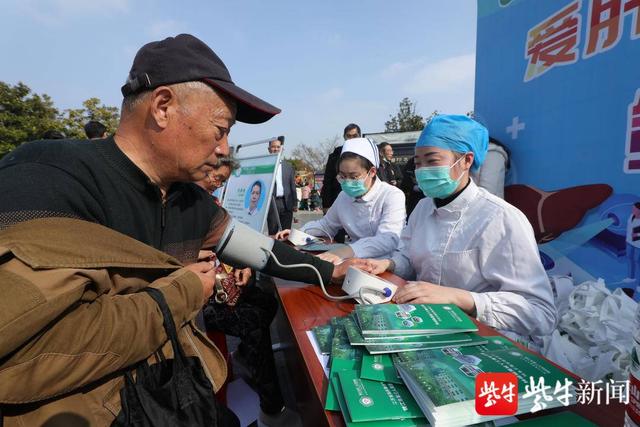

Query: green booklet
left=393, top=337, right=577, bottom=427
left=337, top=370, right=425, bottom=422
left=325, top=325, right=364, bottom=411
left=312, top=323, right=334, bottom=355
left=392, top=337, right=515, bottom=365
left=331, top=375, right=429, bottom=427
left=356, top=304, right=478, bottom=335
left=360, top=354, right=403, bottom=384
left=346, top=313, right=479, bottom=348
left=365, top=334, right=489, bottom=355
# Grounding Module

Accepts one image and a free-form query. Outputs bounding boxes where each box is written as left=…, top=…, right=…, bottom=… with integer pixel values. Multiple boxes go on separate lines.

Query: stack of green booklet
left=323, top=315, right=430, bottom=426
left=392, top=337, right=577, bottom=427
left=332, top=367, right=497, bottom=427
left=347, top=304, right=486, bottom=354
left=325, top=317, right=365, bottom=411
left=355, top=304, right=479, bottom=336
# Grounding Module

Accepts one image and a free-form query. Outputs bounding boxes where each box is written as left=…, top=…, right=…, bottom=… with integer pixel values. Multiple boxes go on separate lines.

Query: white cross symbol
left=506, top=116, right=526, bottom=139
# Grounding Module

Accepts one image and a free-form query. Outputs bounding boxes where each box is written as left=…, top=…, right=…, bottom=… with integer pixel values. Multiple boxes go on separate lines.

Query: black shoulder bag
left=112, top=287, right=239, bottom=427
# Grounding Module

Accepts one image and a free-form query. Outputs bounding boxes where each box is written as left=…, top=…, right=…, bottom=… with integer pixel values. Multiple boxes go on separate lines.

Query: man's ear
left=149, top=86, right=177, bottom=130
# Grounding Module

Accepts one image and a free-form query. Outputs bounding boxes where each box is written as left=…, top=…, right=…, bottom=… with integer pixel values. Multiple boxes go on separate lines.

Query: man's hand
left=392, top=281, right=476, bottom=315
left=330, top=258, right=375, bottom=284
left=184, top=261, right=217, bottom=304
left=274, top=229, right=291, bottom=240
left=234, top=268, right=252, bottom=286
left=198, top=250, right=214, bottom=261
left=317, top=251, right=343, bottom=265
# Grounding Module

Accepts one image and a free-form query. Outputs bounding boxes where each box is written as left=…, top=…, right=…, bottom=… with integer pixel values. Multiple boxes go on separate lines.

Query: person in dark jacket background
left=267, top=136, right=298, bottom=234
left=377, top=142, right=403, bottom=188
left=320, top=123, right=361, bottom=213
left=400, top=156, right=425, bottom=217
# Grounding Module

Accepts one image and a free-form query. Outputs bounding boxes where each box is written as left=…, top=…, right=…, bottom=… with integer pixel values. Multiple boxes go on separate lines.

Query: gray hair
left=120, top=81, right=214, bottom=114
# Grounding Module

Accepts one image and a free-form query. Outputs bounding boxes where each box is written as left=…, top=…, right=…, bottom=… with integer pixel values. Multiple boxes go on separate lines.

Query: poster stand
left=222, top=137, right=282, bottom=234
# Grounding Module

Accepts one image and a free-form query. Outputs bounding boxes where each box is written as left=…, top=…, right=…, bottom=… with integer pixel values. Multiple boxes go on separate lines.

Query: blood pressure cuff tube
left=263, top=240, right=334, bottom=285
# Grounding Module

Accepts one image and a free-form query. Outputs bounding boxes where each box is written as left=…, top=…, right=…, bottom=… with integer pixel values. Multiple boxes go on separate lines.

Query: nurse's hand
left=365, top=259, right=392, bottom=275
left=331, top=258, right=375, bottom=284
left=274, top=229, right=291, bottom=240
left=392, top=281, right=476, bottom=315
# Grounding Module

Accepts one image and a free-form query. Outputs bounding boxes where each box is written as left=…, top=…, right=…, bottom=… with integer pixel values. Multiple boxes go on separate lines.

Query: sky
left=0, top=0, right=477, bottom=154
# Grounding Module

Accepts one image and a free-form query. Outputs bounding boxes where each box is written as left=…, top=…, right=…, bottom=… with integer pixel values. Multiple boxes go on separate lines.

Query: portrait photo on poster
left=245, top=179, right=266, bottom=216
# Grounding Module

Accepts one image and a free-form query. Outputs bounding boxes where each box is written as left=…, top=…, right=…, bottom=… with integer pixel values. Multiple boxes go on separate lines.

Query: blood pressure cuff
left=262, top=240, right=334, bottom=286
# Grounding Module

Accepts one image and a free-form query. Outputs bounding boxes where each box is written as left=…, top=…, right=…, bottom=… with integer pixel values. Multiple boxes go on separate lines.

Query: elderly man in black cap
left=0, top=34, right=370, bottom=426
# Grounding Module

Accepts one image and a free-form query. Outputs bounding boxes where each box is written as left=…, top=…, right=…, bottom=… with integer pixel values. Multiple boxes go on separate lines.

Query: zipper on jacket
left=151, top=183, right=167, bottom=250
left=184, top=326, right=219, bottom=388
left=159, top=202, right=166, bottom=249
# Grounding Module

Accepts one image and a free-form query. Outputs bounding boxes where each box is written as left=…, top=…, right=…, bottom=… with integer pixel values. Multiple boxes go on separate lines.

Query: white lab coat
left=391, top=180, right=556, bottom=340
left=302, top=178, right=406, bottom=259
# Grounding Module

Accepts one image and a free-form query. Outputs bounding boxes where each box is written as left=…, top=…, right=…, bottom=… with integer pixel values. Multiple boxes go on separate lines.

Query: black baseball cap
left=121, top=34, right=281, bottom=124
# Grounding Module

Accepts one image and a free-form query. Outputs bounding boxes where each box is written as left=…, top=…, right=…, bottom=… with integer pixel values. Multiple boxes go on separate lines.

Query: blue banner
left=475, top=0, right=640, bottom=291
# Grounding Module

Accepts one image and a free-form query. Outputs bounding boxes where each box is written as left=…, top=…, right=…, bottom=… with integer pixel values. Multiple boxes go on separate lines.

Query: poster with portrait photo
left=221, top=153, right=280, bottom=233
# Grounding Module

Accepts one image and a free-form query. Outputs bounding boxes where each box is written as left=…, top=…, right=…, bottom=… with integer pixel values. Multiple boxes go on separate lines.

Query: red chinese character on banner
left=475, top=373, right=518, bottom=416
left=524, top=1, right=581, bottom=82
left=584, top=0, right=623, bottom=58
left=625, top=0, right=640, bottom=38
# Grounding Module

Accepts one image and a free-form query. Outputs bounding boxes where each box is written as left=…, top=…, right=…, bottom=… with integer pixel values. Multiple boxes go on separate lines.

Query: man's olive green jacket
left=0, top=218, right=226, bottom=426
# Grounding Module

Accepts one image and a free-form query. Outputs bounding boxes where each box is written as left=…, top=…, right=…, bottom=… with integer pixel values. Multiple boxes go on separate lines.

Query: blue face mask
left=339, top=173, right=370, bottom=198
left=415, top=157, right=464, bottom=199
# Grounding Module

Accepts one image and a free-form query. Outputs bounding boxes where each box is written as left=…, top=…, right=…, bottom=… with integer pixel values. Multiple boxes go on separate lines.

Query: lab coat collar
left=432, top=178, right=479, bottom=215
left=356, top=176, right=382, bottom=203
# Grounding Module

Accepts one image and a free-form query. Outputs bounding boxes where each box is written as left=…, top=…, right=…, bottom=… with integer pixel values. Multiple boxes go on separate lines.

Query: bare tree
left=290, top=134, right=341, bottom=172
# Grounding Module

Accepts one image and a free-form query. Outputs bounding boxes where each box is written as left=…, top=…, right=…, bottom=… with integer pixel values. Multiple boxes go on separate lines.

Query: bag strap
left=142, top=287, right=188, bottom=366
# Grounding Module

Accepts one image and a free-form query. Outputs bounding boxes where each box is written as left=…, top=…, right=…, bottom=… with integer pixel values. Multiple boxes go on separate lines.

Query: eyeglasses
left=336, top=171, right=369, bottom=183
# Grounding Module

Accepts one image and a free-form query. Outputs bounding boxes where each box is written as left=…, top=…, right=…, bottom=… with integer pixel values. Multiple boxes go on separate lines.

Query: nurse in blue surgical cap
left=364, top=115, right=556, bottom=346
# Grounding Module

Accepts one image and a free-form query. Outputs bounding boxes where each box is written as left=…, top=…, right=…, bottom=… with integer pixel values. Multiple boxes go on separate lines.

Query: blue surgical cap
left=416, top=115, right=489, bottom=171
